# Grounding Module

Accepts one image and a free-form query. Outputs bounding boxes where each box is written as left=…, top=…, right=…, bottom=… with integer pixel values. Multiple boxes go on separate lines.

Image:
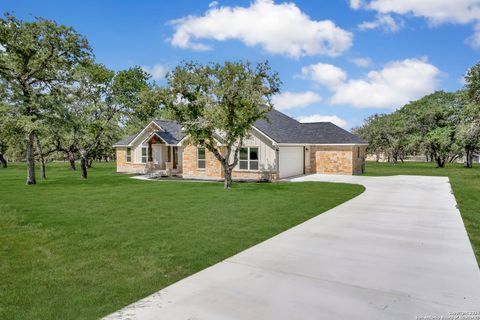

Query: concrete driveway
left=104, top=174, right=480, bottom=320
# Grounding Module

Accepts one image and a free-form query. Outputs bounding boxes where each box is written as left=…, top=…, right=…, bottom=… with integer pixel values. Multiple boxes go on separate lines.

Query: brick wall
left=309, top=145, right=365, bottom=175
left=232, top=170, right=277, bottom=181
left=116, top=148, right=146, bottom=173
left=182, top=144, right=224, bottom=179
left=182, top=144, right=278, bottom=181
left=117, top=143, right=366, bottom=178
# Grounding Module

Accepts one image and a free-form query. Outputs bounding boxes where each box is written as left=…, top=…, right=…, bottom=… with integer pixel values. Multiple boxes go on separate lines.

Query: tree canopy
left=354, top=88, right=479, bottom=168
left=0, top=13, right=91, bottom=183
left=162, top=61, right=281, bottom=188
left=0, top=13, right=160, bottom=183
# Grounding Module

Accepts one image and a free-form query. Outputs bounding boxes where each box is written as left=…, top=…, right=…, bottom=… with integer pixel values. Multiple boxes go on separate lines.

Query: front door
left=152, top=145, right=162, bottom=165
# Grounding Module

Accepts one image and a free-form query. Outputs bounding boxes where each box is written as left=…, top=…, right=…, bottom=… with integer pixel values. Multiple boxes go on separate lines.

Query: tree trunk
left=69, top=153, right=76, bottom=171
left=35, top=134, right=47, bottom=180
left=0, top=154, right=7, bottom=168
left=435, top=155, right=445, bottom=168
left=392, top=152, right=398, bottom=165
left=223, top=165, right=233, bottom=189
left=26, top=132, right=36, bottom=185
left=465, top=149, right=473, bottom=168
left=80, top=156, right=88, bottom=179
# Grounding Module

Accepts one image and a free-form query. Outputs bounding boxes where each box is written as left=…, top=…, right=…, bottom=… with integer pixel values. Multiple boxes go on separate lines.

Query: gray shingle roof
left=254, top=109, right=366, bottom=144
left=113, top=120, right=186, bottom=146
left=153, top=120, right=186, bottom=144
left=114, top=109, right=366, bottom=147
left=299, top=122, right=367, bottom=144
left=113, top=134, right=137, bottom=146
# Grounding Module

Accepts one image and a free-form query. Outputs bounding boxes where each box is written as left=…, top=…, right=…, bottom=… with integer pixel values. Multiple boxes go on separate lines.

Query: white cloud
left=297, top=114, right=348, bottom=128
left=272, top=91, right=322, bottom=111
left=353, top=0, right=480, bottom=25
left=209, top=1, right=219, bottom=8
left=467, top=23, right=480, bottom=47
left=141, top=64, right=167, bottom=80
left=350, top=0, right=363, bottom=10
left=358, top=14, right=403, bottom=32
left=351, top=0, right=480, bottom=46
left=349, top=57, right=372, bottom=68
left=330, top=58, right=441, bottom=109
left=301, top=63, right=347, bottom=89
left=169, top=0, right=353, bottom=58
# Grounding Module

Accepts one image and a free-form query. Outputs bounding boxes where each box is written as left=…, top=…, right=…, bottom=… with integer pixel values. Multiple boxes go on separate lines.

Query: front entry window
left=141, top=147, right=148, bottom=163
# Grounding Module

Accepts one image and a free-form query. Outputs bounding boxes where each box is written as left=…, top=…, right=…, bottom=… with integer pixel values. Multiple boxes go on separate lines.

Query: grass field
left=0, top=162, right=364, bottom=320
left=364, top=161, right=480, bottom=265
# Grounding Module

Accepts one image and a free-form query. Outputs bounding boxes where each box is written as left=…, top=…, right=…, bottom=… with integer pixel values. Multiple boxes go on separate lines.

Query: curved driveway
left=104, top=174, right=480, bottom=319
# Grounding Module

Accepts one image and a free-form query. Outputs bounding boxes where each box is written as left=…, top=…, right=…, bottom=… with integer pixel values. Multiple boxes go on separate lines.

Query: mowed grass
left=363, top=161, right=480, bottom=265
left=0, top=162, right=364, bottom=320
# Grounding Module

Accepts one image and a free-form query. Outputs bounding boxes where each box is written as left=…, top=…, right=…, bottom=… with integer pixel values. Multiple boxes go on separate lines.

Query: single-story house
left=113, top=109, right=368, bottom=180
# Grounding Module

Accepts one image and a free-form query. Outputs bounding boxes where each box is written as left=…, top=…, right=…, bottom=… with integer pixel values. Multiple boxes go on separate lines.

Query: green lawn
left=363, top=161, right=480, bottom=265
left=0, top=162, right=364, bottom=320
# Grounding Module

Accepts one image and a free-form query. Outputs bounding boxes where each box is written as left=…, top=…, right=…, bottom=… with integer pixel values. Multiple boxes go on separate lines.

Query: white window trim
left=141, top=146, right=148, bottom=164
left=238, top=146, right=260, bottom=171
left=125, top=147, right=132, bottom=163
left=197, top=147, right=206, bottom=170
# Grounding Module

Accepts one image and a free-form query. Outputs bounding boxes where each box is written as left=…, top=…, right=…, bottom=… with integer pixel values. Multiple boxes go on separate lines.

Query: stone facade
left=308, top=145, right=366, bottom=175
left=232, top=170, right=278, bottom=181
left=116, top=148, right=148, bottom=173
left=116, top=143, right=366, bottom=179
left=182, top=145, right=278, bottom=181
left=182, top=145, right=224, bottom=180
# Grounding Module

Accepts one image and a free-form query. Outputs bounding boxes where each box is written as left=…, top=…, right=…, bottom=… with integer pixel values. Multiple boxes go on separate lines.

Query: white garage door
left=279, top=146, right=304, bottom=178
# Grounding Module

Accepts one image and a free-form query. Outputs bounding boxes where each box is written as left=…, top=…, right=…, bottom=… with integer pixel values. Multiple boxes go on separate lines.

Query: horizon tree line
left=353, top=63, right=480, bottom=169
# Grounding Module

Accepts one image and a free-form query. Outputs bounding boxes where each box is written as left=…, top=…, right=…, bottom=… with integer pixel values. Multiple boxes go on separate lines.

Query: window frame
left=197, top=147, right=206, bottom=170
left=238, top=146, right=259, bottom=171
left=141, top=147, right=148, bottom=164
left=125, top=147, right=131, bottom=163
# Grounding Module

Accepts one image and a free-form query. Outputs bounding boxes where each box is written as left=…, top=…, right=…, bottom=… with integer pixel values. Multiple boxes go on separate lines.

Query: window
left=141, top=147, right=148, bottom=163
left=357, top=147, right=360, bottom=159
left=197, top=147, right=206, bottom=169
left=126, top=148, right=131, bottom=162
left=239, top=147, right=259, bottom=170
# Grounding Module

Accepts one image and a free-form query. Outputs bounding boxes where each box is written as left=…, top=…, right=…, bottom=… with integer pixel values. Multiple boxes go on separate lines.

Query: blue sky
left=3, top=0, right=480, bottom=129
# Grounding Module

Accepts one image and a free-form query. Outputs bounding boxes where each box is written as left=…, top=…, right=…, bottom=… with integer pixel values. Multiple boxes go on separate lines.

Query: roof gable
left=113, top=119, right=186, bottom=147
left=153, top=120, right=186, bottom=145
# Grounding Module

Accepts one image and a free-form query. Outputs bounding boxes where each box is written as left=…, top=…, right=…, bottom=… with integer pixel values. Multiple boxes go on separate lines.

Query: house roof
left=113, top=109, right=366, bottom=147
left=299, top=122, right=367, bottom=144
left=113, top=134, right=137, bottom=147
left=152, top=119, right=186, bottom=144
left=254, top=109, right=366, bottom=144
